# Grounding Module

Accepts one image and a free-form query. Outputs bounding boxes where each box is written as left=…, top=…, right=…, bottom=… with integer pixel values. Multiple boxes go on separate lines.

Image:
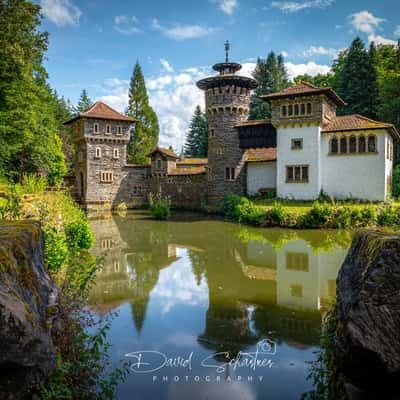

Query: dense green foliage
left=149, top=192, right=171, bottom=219
left=0, top=0, right=67, bottom=183
left=393, top=165, right=400, bottom=197
left=127, top=62, right=159, bottom=164
left=183, top=105, right=208, bottom=157
left=222, top=194, right=400, bottom=229
left=249, top=52, right=289, bottom=120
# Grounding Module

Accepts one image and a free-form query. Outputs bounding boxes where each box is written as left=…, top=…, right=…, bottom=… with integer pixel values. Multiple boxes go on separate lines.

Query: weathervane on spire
left=224, top=40, right=230, bottom=63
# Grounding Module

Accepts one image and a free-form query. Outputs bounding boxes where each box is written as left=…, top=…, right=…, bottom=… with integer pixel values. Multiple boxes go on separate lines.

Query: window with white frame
left=100, top=171, right=113, bottom=183
left=93, top=123, right=99, bottom=133
left=106, top=124, right=111, bottom=134
left=95, top=147, right=102, bottom=158
left=116, top=126, right=122, bottom=135
left=225, top=167, right=235, bottom=181
left=113, top=148, right=119, bottom=159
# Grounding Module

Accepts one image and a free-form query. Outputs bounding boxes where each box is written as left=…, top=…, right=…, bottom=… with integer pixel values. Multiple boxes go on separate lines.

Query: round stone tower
left=197, top=41, right=258, bottom=208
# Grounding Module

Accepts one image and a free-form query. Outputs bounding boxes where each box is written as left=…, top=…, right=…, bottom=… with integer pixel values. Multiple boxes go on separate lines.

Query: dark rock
left=0, top=221, right=58, bottom=399
left=335, top=230, right=400, bottom=397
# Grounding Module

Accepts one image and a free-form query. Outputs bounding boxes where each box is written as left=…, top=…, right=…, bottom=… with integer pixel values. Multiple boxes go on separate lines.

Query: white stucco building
left=242, top=82, right=399, bottom=202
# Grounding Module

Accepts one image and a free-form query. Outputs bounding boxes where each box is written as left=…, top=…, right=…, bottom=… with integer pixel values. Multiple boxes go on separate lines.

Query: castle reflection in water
left=88, top=213, right=352, bottom=356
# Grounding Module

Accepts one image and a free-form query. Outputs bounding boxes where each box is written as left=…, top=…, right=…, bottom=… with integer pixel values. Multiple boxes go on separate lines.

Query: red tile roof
left=169, top=166, right=206, bottom=175
left=260, top=82, right=346, bottom=106
left=177, top=158, right=208, bottom=166
left=244, top=147, right=277, bottom=162
left=147, top=146, right=179, bottom=159
left=64, top=101, right=136, bottom=124
left=322, top=114, right=399, bottom=139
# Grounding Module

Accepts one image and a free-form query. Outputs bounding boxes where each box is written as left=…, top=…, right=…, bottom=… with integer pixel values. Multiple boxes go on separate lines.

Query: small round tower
left=197, top=41, right=258, bottom=208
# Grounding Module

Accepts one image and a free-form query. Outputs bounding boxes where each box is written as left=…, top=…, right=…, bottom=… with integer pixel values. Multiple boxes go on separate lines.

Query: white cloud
left=211, top=0, right=238, bottom=15
left=394, top=25, right=400, bottom=37
left=302, top=46, right=340, bottom=58
left=151, top=18, right=216, bottom=40
left=368, top=34, right=397, bottom=46
left=147, top=75, right=173, bottom=90
left=160, top=58, right=174, bottom=73
left=271, top=0, right=334, bottom=13
left=349, top=11, right=385, bottom=34
left=40, top=0, right=81, bottom=26
left=114, top=15, right=141, bottom=34
left=281, top=51, right=289, bottom=57
left=285, top=61, right=331, bottom=79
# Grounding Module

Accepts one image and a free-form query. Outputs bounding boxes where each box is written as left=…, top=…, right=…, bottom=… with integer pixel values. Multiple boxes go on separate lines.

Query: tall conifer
left=76, top=89, right=92, bottom=112
left=183, top=106, right=208, bottom=158
left=127, top=62, right=159, bottom=164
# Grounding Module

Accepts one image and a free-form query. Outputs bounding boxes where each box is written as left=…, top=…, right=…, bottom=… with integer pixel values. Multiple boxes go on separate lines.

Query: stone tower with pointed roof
left=65, top=102, right=149, bottom=207
left=197, top=42, right=258, bottom=207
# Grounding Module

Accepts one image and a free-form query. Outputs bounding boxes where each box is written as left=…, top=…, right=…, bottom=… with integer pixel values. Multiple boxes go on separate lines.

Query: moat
left=88, top=212, right=353, bottom=400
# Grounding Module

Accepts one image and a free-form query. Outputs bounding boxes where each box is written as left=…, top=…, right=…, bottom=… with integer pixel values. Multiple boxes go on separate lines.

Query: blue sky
left=37, top=0, right=400, bottom=149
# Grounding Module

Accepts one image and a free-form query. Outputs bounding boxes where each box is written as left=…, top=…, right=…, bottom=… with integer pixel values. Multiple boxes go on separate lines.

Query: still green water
left=88, top=212, right=353, bottom=400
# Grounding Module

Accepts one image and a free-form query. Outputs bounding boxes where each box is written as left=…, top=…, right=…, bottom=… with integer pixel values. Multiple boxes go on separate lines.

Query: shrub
left=266, top=202, right=288, bottom=226
left=332, top=206, right=352, bottom=229
left=222, top=194, right=244, bottom=219
left=44, top=227, right=69, bottom=273
left=236, top=200, right=265, bottom=225
left=20, top=173, right=47, bottom=195
left=64, top=220, right=95, bottom=253
left=377, top=206, right=399, bottom=226
left=149, top=192, right=171, bottom=220
left=302, top=202, right=334, bottom=229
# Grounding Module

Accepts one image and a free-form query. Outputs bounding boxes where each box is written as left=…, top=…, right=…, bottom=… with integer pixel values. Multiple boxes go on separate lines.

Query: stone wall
left=150, top=173, right=207, bottom=209
left=206, top=85, right=251, bottom=207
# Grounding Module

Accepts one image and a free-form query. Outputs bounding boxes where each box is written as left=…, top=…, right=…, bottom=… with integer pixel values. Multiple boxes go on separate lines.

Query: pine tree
left=76, top=89, right=92, bottom=113
left=334, top=37, right=379, bottom=118
left=249, top=51, right=289, bottom=120
left=183, top=106, right=208, bottom=158
left=127, top=61, right=159, bottom=164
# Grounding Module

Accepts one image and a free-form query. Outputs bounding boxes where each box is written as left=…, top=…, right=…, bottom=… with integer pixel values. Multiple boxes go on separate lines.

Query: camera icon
left=256, top=339, right=277, bottom=355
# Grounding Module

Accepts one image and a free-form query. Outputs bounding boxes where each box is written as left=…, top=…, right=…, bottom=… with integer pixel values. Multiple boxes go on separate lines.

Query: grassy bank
left=0, top=176, right=127, bottom=399
left=223, top=194, right=400, bottom=229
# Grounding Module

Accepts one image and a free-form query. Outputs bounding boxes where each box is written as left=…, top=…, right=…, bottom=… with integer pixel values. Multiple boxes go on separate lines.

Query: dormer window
left=116, top=126, right=122, bottom=135
left=93, top=123, right=99, bottom=133
left=106, top=124, right=111, bottom=134
left=157, top=159, right=162, bottom=169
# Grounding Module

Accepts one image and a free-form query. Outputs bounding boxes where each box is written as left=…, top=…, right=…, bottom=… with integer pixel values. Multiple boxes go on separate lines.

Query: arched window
left=340, top=137, right=348, bottom=154
left=294, top=104, right=299, bottom=115
left=358, top=135, right=366, bottom=153
left=368, top=135, right=376, bottom=152
left=306, top=103, right=312, bottom=114
left=349, top=136, right=357, bottom=153
left=288, top=104, right=293, bottom=116
left=282, top=105, right=287, bottom=117
left=330, top=137, right=338, bottom=154
left=300, top=103, right=305, bottom=115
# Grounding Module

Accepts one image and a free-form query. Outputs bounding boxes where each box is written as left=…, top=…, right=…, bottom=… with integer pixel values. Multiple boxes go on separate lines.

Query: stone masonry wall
left=150, top=173, right=207, bottom=209
left=206, top=85, right=251, bottom=208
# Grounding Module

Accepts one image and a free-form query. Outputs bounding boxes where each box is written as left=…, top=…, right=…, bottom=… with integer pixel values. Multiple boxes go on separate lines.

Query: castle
left=65, top=46, right=399, bottom=210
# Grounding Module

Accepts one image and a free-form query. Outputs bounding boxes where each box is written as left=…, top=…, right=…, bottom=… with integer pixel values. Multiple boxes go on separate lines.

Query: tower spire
left=225, top=40, right=230, bottom=63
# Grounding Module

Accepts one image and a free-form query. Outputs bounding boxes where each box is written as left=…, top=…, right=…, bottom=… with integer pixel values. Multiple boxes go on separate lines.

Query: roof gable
left=64, top=101, right=136, bottom=124
left=260, top=82, right=346, bottom=107
left=147, top=146, right=179, bottom=159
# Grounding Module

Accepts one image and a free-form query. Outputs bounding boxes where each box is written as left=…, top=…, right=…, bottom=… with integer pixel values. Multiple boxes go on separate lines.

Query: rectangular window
left=100, top=171, right=113, bottom=183
left=225, top=167, right=235, bottom=181
left=113, top=148, right=119, bottom=159
left=106, top=124, right=111, bottom=134
left=291, top=138, right=303, bottom=150
left=116, top=126, right=122, bottom=135
left=286, top=252, right=309, bottom=272
left=210, top=128, right=215, bottom=137
left=286, top=165, right=309, bottom=183
left=95, top=147, right=102, bottom=158
left=93, top=123, right=99, bottom=133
